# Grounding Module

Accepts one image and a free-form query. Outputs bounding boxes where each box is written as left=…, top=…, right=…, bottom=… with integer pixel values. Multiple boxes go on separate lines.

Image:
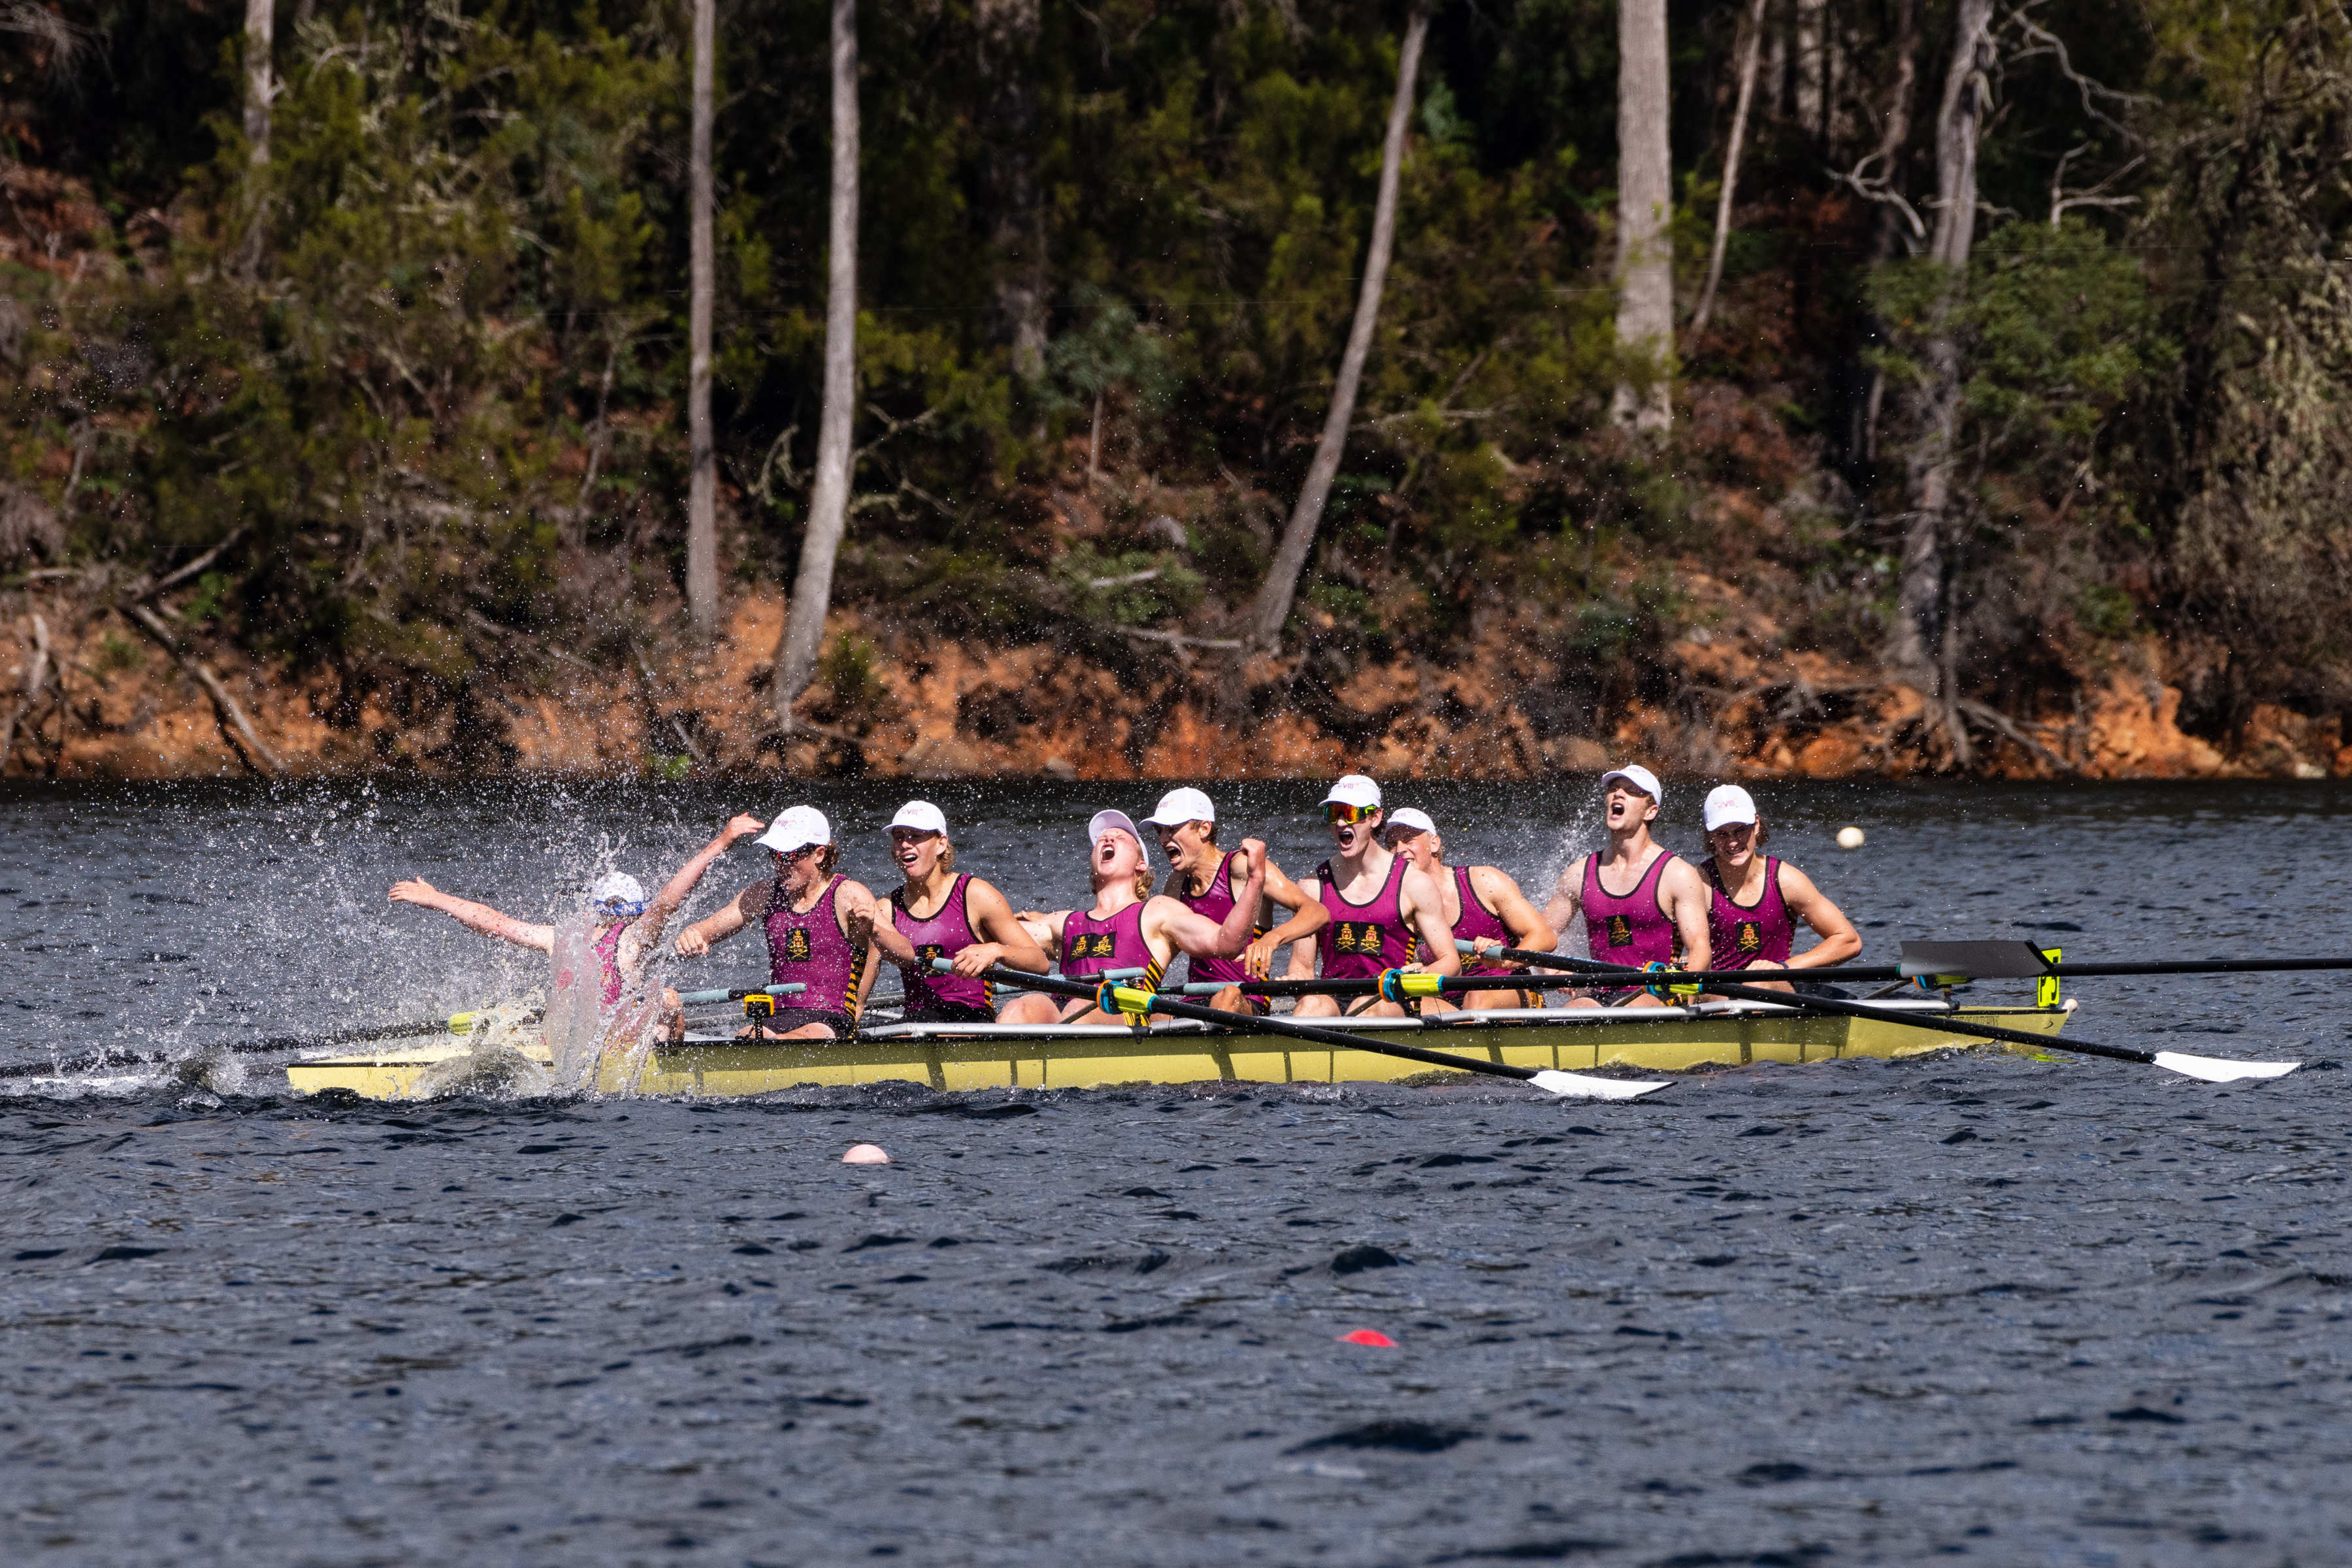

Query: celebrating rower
left=1019, top=809, right=1269, bottom=1023
left=1693, top=785, right=1859, bottom=992
left=862, top=799, right=1052, bottom=1026
left=1379, top=806, right=1558, bottom=1009
left=674, top=806, right=920, bottom=1039
left=1143, top=786, right=1328, bottom=1013
left=1284, top=775, right=1460, bottom=1018
left=1542, top=764, right=1711, bottom=1006
left=389, top=813, right=765, bottom=1037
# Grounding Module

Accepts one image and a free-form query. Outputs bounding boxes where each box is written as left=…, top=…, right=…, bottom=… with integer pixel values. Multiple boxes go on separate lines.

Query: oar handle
left=676, top=984, right=808, bottom=1006
left=926, top=957, right=1144, bottom=983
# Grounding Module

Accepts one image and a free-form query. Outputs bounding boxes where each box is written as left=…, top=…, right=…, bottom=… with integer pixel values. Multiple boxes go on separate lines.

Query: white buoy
left=841, top=1143, right=891, bottom=1165
left=1836, top=826, right=1867, bottom=849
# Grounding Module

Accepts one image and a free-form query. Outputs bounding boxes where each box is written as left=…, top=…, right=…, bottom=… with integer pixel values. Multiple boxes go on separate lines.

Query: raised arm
left=1659, top=857, right=1714, bottom=973
left=1470, top=866, right=1556, bottom=958
left=955, top=878, right=1053, bottom=977
left=389, top=879, right=555, bottom=954
left=1541, top=855, right=1588, bottom=937
left=674, top=876, right=768, bottom=958
left=1397, top=865, right=1463, bottom=977
left=640, top=815, right=766, bottom=943
left=1778, top=864, right=1862, bottom=970
left=1148, top=840, right=1267, bottom=960
left=838, top=881, right=921, bottom=967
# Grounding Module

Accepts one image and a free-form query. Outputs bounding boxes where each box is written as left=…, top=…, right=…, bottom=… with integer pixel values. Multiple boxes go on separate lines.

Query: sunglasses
left=772, top=844, right=824, bottom=862
left=1325, top=802, right=1379, bottom=825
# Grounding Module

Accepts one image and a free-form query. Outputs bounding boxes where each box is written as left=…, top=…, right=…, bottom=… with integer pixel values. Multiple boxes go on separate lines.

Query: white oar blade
left=2151, top=1051, right=2302, bottom=1084
left=1529, top=1070, right=1674, bottom=1101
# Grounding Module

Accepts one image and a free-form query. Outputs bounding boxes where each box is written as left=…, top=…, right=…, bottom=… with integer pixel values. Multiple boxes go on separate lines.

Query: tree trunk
left=977, top=0, right=1047, bottom=381
left=1691, top=0, right=1768, bottom=336
left=1793, top=0, right=1825, bottom=143
left=1855, top=0, right=1919, bottom=463
left=1240, top=1, right=1428, bottom=656
left=685, top=0, right=719, bottom=638
left=774, top=0, right=860, bottom=731
left=244, top=0, right=272, bottom=164
left=1894, top=0, right=1995, bottom=760
left=1611, top=0, right=1673, bottom=433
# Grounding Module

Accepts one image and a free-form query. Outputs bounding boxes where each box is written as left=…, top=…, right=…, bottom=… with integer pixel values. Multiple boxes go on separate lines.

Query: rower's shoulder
left=1467, top=862, right=1524, bottom=898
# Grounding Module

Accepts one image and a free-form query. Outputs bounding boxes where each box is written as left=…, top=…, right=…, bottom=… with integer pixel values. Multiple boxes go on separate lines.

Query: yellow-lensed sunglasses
left=1325, top=802, right=1380, bottom=825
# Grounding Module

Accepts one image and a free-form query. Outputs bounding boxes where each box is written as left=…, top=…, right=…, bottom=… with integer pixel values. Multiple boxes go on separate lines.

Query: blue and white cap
left=590, top=872, right=646, bottom=915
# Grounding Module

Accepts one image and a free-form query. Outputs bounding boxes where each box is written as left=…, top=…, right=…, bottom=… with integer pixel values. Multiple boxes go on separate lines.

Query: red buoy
left=1336, top=1329, right=1397, bottom=1347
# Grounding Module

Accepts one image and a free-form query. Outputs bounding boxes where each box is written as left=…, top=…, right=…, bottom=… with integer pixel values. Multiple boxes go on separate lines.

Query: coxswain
left=1379, top=806, right=1558, bottom=1010
left=674, top=806, right=920, bottom=1039
left=1693, top=785, right=1859, bottom=992
left=1540, top=764, right=1711, bottom=1007
left=1284, top=775, right=1460, bottom=1019
left=864, top=799, right=1053, bottom=1026
left=1019, top=809, right=1269, bottom=1022
left=1142, top=785, right=1328, bottom=1014
left=389, top=813, right=765, bottom=1037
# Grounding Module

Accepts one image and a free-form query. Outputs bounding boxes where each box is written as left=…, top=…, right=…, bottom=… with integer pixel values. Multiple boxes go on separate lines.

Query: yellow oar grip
left=447, top=1011, right=477, bottom=1035
left=1108, top=985, right=1157, bottom=1017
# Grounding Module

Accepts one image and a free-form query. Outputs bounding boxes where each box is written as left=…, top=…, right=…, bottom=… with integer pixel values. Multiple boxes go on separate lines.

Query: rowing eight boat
left=282, top=996, right=2076, bottom=1100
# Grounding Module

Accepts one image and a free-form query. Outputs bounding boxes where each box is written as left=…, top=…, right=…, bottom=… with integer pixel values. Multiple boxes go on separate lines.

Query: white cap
left=1322, top=774, right=1384, bottom=809
left=1385, top=807, right=1437, bottom=837
left=1600, top=764, right=1663, bottom=804
left=755, top=805, right=832, bottom=854
left=1703, top=784, right=1759, bottom=832
left=1143, top=787, right=1216, bottom=826
left=589, top=872, right=645, bottom=909
left=1086, top=809, right=1151, bottom=863
left=888, top=800, right=949, bottom=835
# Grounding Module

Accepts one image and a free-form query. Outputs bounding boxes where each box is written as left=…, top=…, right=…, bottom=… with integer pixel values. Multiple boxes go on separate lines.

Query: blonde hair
left=1133, top=866, right=1157, bottom=899
left=938, top=838, right=957, bottom=873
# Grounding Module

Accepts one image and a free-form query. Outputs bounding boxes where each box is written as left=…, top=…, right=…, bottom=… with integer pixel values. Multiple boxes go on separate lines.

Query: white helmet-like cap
left=1385, top=806, right=1437, bottom=837
left=1599, top=764, right=1663, bottom=805
left=1703, top=784, right=1759, bottom=832
left=756, top=805, right=832, bottom=854
left=1322, top=774, right=1383, bottom=809
left=1143, top=786, right=1217, bottom=826
left=590, top=872, right=646, bottom=911
left=888, top=800, right=949, bottom=835
left=1087, top=809, right=1151, bottom=864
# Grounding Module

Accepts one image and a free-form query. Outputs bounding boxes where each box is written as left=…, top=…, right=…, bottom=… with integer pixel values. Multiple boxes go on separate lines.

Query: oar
left=1477, top=945, right=2300, bottom=1084
left=0, top=1010, right=511, bottom=1083
left=953, top=962, right=1671, bottom=1100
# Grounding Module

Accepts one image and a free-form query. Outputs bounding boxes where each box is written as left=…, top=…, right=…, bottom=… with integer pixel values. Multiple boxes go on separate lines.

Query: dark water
left=7, top=777, right=2352, bottom=1564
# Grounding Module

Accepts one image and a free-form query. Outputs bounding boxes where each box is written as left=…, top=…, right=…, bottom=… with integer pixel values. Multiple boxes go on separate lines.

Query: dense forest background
left=5, top=0, right=2352, bottom=779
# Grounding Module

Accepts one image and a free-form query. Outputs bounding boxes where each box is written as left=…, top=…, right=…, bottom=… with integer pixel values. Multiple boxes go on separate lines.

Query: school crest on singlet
left=782, top=927, right=813, bottom=962
left=1606, top=915, right=1634, bottom=947
left=1068, top=931, right=1119, bottom=961
left=1734, top=921, right=1762, bottom=955
left=1333, top=920, right=1390, bottom=955
left=917, top=943, right=947, bottom=966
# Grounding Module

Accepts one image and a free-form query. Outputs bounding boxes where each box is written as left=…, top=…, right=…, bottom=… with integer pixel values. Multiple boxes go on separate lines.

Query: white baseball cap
left=1322, top=774, right=1384, bottom=809
left=888, top=800, right=949, bottom=835
left=1703, top=784, right=1759, bottom=832
left=1086, top=809, right=1151, bottom=863
left=756, top=805, right=832, bottom=854
left=1600, top=764, right=1663, bottom=804
left=1143, top=787, right=1217, bottom=826
left=589, top=872, right=645, bottom=909
left=1385, top=807, right=1437, bottom=837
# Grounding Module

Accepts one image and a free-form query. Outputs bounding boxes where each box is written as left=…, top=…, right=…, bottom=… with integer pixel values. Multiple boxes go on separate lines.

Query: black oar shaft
left=975, top=965, right=1549, bottom=1084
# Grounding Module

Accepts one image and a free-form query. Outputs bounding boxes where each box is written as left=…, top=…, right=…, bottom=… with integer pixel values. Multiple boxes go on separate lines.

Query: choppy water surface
left=6, top=777, right=2352, bottom=1564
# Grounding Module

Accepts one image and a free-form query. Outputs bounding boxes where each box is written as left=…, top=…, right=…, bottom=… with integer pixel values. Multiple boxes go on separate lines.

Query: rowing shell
left=281, top=997, right=2076, bottom=1101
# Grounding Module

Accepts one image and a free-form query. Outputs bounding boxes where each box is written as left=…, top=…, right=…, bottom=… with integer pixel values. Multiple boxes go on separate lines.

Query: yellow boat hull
left=283, top=1002, right=2076, bottom=1101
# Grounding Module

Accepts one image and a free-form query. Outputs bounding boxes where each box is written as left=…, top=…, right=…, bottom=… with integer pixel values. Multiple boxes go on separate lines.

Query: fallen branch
left=1, top=612, right=56, bottom=775
left=122, top=601, right=283, bottom=776
left=629, top=641, right=706, bottom=766
left=1120, top=627, right=1243, bottom=649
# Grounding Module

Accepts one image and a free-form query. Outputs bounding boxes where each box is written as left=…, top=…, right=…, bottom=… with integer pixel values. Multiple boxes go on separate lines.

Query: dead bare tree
left=1691, top=0, right=1769, bottom=336
left=1241, top=0, right=1429, bottom=655
left=772, top=0, right=859, bottom=732
left=684, top=0, right=720, bottom=637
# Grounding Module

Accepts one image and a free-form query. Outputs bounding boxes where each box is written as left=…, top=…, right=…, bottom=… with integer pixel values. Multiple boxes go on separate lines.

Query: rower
left=674, top=806, right=919, bottom=1039
left=1285, top=775, right=1460, bottom=1019
left=1541, top=764, right=1710, bottom=1007
left=1143, top=785, right=1328, bottom=1015
left=1694, top=784, right=1859, bottom=993
left=862, top=799, right=1053, bottom=1026
left=1379, top=807, right=1557, bottom=1010
left=389, top=813, right=765, bottom=1038
left=1019, top=809, right=1268, bottom=1023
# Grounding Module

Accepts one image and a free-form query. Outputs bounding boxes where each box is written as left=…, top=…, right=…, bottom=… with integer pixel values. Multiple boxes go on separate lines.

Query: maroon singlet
left=764, top=873, right=862, bottom=1017
left=1704, top=856, right=1795, bottom=970
left=1449, top=865, right=1516, bottom=975
left=1173, top=853, right=1257, bottom=988
left=1582, top=850, right=1682, bottom=967
left=1316, top=853, right=1415, bottom=979
left=892, top=874, right=992, bottom=1016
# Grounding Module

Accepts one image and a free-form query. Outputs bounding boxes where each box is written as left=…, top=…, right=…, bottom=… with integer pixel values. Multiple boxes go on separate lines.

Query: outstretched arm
left=640, top=815, right=766, bottom=945
left=389, top=879, right=554, bottom=954
left=1778, top=865, right=1861, bottom=970
left=1149, top=840, right=1267, bottom=960
left=1245, top=855, right=1328, bottom=979
left=954, top=879, right=1054, bottom=977
left=1472, top=866, right=1556, bottom=958
left=675, top=877, right=766, bottom=958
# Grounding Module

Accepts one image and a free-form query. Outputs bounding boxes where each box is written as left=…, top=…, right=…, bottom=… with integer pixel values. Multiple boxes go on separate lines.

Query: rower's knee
left=1293, top=995, right=1341, bottom=1019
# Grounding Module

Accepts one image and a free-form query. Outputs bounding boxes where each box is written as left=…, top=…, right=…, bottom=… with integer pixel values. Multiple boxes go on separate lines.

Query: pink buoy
left=841, top=1143, right=891, bottom=1165
left=1336, top=1329, right=1396, bottom=1347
